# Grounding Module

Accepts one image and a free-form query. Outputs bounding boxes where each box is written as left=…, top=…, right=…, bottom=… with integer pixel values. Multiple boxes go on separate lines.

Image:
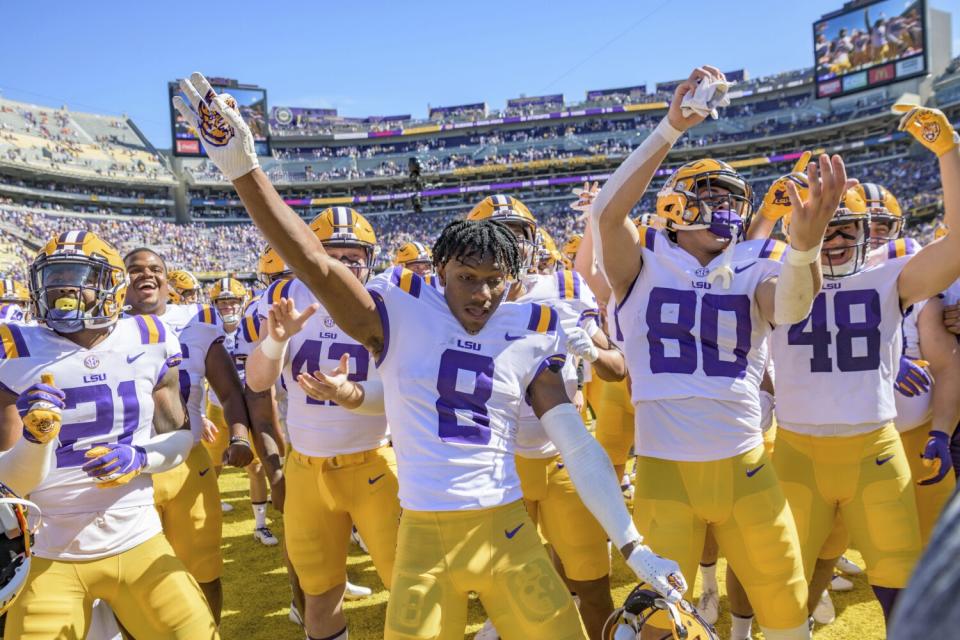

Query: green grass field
left=216, top=469, right=886, bottom=639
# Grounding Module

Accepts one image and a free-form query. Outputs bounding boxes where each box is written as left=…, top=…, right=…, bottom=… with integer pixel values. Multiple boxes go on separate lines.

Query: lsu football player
left=767, top=106, right=960, bottom=626
left=205, top=277, right=277, bottom=545
left=0, top=231, right=217, bottom=639
left=244, top=207, right=400, bottom=640
left=175, top=71, right=685, bottom=639
left=858, top=182, right=907, bottom=250
left=394, top=241, right=434, bottom=276
left=167, top=269, right=203, bottom=304
left=590, top=66, right=860, bottom=640
left=0, top=279, right=31, bottom=325
left=466, top=195, right=624, bottom=638
left=123, top=249, right=255, bottom=624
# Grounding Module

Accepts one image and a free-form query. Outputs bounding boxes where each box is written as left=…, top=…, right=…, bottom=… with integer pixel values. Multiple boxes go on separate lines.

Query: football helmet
left=562, top=235, right=582, bottom=261
left=855, top=183, right=903, bottom=247
left=309, top=207, right=378, bottom=283
left=656, top=159, right=753, bottom=240
left=821, top=187, right=871, bottom=278
left=0, top=279, right=29, bottom=306
left=604, top=583, right=718, bottom=640
left=167, top=270, right=202, bottom=304
left=29, top=231, right=127, bottom=333
left=394, top=241, right=433, bottom=272
left=209, top=277, right=248, bottom=326
left=467, top=195, right=539, bottom=270
left=0, top=482, right=40, bottom=617
left=535, top=229, right=562, bottom=273
left=934, top=221, right=949, bottom=240
left=257, top=245, right=292, bottom=285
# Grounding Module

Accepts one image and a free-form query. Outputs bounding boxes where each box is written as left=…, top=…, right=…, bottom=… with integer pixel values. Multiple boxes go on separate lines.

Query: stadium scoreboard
left=169, top=77, right=270, bottom=157
left=814, top=0, right=927, bottom=99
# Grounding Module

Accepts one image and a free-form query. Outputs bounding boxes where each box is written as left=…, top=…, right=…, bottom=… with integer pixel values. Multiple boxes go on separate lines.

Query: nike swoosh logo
left=505, top=523, right=524, bottom=539
left=199, top=468, right=210, bottom=477
left=734, top=262, right=757, bottom=274
left=746, top=464, right=765, bottom=478
left=504, top=333, right=523, bottom=341
left=127, top=352, right=145, bottom=363
left=368, top=473, right=385, bottom=485
left=876, top=455, right=895, bottom=466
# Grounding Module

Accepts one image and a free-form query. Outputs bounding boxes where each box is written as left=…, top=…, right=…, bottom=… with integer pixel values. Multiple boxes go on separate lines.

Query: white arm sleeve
left=540, top=403, right=641, bottom=550
left=143, top=429, right=194, bottom=474
left=352, top=380, right=385, bottom=416
left=0, top=438, right=54, bottom=496
left=773, top=246, right=821, bottom=326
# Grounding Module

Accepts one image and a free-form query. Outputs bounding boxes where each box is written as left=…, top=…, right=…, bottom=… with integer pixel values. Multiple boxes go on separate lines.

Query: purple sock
left=872, top=585, right=900, bottom=623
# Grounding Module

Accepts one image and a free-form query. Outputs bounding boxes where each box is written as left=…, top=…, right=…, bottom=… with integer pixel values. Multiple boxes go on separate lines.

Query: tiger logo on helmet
left=394, top=241, right=433, bottom=276
left=855, top=183, right=903, bottom=248
left=820, top=187, right=871, bottom=278
left=656, top=159, right=754, bottom=241
left=29, top=230, right=127, bottom=333
left=467, top=195, right=540, bottom=271
left=209, top=277, right=248, bottom=327
left=603, top=583, right=718, bottom=640
left=0, top=482, right=40, bottom=617
left=167, top=269, right=202, bottom=304
left=257, top=244, right=291, bottom=286
left=309, top=207, right=378, bottom=283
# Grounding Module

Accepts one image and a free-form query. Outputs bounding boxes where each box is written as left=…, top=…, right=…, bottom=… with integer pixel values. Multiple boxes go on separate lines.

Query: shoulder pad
left=526, top=303, right=559, bottom=334
left=390, top=266, right=423, bottom=298
left=556, top=270, right=583, bottom=300
left=193, top=304, right=220, bottom=325
left=887, top=237, right=920, bottom=259
left=266, top=278, right=294, bottom=306
left=638, top=225, right=657, bottom=251
left=0, top=323, right=28, bottom=359
left=241, top=313, right=262, bottom=343
left=759, top=238, right=788, bottom=262
left=133, top=314, right=167, bottom=345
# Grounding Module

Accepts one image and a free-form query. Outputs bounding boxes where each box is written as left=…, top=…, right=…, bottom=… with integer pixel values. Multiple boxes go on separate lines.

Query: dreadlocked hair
left=432, top=219, right=523, bottom=278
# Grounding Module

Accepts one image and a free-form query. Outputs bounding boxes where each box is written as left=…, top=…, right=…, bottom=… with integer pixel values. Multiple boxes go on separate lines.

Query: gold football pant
left=4, top=534, right=218, bottom=640
left=385, top=500, right=587, bottom=640
left=592, top=377, right=634, bottom=466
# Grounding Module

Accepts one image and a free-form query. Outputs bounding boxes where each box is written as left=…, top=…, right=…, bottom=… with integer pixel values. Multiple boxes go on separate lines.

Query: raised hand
left=894, top=105, right=959, bottom=158
left=267, top=299, right=319, bottom=342
left=783, top=154, right=857, bottom=251
left=172, top=72, right=260, bottom=180
left=667, top=66, right=727, bottom=132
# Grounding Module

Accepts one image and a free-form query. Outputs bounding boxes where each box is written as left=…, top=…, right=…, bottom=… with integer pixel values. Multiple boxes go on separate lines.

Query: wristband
left=655, top=117, right=683, bottom=145
left=786, top=243, right=822, bottom=266
left=260, top=334, right=288, bottom=360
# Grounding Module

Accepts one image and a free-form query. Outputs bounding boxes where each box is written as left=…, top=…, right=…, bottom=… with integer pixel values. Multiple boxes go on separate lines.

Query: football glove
left=895, top=356, right=931, bottom=397
left=917, top=431, right=952, bottom=486
left=625, top=544, right=687, bottom=604
left=82, top=444, right=147, bottom=489
left=565, top=326, right=599, bottom=363
left=758, top=151, right=812, bottom=222
left=18, top=374, right=64, bottom=444
left=172, top=72, right=260, bottom=181
left=894, top=105, right=959, bottom=158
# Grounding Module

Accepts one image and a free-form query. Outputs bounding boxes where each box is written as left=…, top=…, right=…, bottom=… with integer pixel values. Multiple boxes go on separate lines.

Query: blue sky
left=2, top=0, right=957, bottom=148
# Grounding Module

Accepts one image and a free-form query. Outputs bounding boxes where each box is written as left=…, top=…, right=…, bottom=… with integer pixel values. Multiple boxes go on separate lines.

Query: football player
left=767, top=105, right=960, bottom=626
left=244, top=207, right=400, bottom=640
left=591, top=66, right=855, bottom=640
left=167, top=269, right=203, bottom=304
left=0, top=279, right=31, bottom=325
left=205, top=277, right=277, bottom=545
left=0, top=231, right=216, bottom=639
left=124, top=249, right=255, bottom=624
left=394, top=241, right=434, bottom=276
left=175, top=71, right=685, bottom=640
left=859, top=182, right=906, bottom=250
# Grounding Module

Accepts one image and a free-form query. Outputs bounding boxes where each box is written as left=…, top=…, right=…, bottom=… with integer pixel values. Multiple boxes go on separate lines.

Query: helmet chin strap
left=699, top=202, right=741, bottom=290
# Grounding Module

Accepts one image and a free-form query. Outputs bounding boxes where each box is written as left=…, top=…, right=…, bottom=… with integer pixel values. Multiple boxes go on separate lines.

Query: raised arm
left=591, top=67, right=723, bottom=300
left=570, top=183, right=612, bottom=304
left=173, top=73, right=383, bottom=353
left=895, top=108, right=960, bottom=307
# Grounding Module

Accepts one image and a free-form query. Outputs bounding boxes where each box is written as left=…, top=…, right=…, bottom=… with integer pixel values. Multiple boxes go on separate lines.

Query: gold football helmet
left=308, top=207, right=378, bottom=282
left=0, top=278, right=29, bottom=305
left=535, top=229, right=562, bottom=273
left=394, top=241, right=433, bottom=275
left=656, top=159, right=753, bottom=239
left=562, top=234, right=582, bottom=262
left=29, top=230, right=127, bottom=332
left=210, top=277, right=247, bottom=326
left=167, top=269, right=202, bottom=304
left=257, top=245, right=291, bottom=285
left=855, top=183, right=903, bottom=247
left=821, top=187, right=871, bottom=278
left=604, top=584, right=718, bottom=640
left=467, top=195, right=539, bottom=270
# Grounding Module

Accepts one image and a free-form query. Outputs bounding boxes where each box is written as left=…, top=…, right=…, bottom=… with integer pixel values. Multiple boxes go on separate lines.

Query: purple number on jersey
left=436, top=349, right=494, bottom=445
left=54, top=382, right=140, bottom=468
left=647, top=287, right=752, bottom=378
left=788, top=290, right=881, bottom=372
left=292, top=340, right=371, bottom=406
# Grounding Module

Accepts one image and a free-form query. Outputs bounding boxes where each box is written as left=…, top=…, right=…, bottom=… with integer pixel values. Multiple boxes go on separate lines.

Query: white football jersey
left=612, top=228, right=787, bottom=460
left=514, top=269, right=599, bottom=458
left=152, top=304, right=225, bottom=441
left=207, top=318, right=251, bottom=409
left=258, top=278, right=388, bottom=457
left=0, top=317, right=180, bottom=560
left=366, top=267, right=567, bottom=511
left=867, top=237, right=920, bottom=267
left=771, top=249, right=910, bottom=434
left=0, top=304, right=27, bottom=325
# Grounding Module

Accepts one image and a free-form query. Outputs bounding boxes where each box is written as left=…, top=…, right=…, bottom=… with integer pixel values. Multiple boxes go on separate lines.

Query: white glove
left=566, top=326, right=599, bottom=363
left=680, top=76, right=730, bottom=120
left=626, top=544, right=687, bottom=604
left=172, top=72, right=260, bottom=181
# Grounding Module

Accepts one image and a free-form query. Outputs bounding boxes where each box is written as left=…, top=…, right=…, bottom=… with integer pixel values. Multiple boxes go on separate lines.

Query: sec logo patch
left=84, top=355, right=100, bottom=369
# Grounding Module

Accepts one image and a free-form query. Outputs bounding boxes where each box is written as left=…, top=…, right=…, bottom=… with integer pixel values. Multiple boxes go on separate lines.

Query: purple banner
left=586, top=85, right=646, bottom=100
left=506, top=94, right=564, bottom=109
